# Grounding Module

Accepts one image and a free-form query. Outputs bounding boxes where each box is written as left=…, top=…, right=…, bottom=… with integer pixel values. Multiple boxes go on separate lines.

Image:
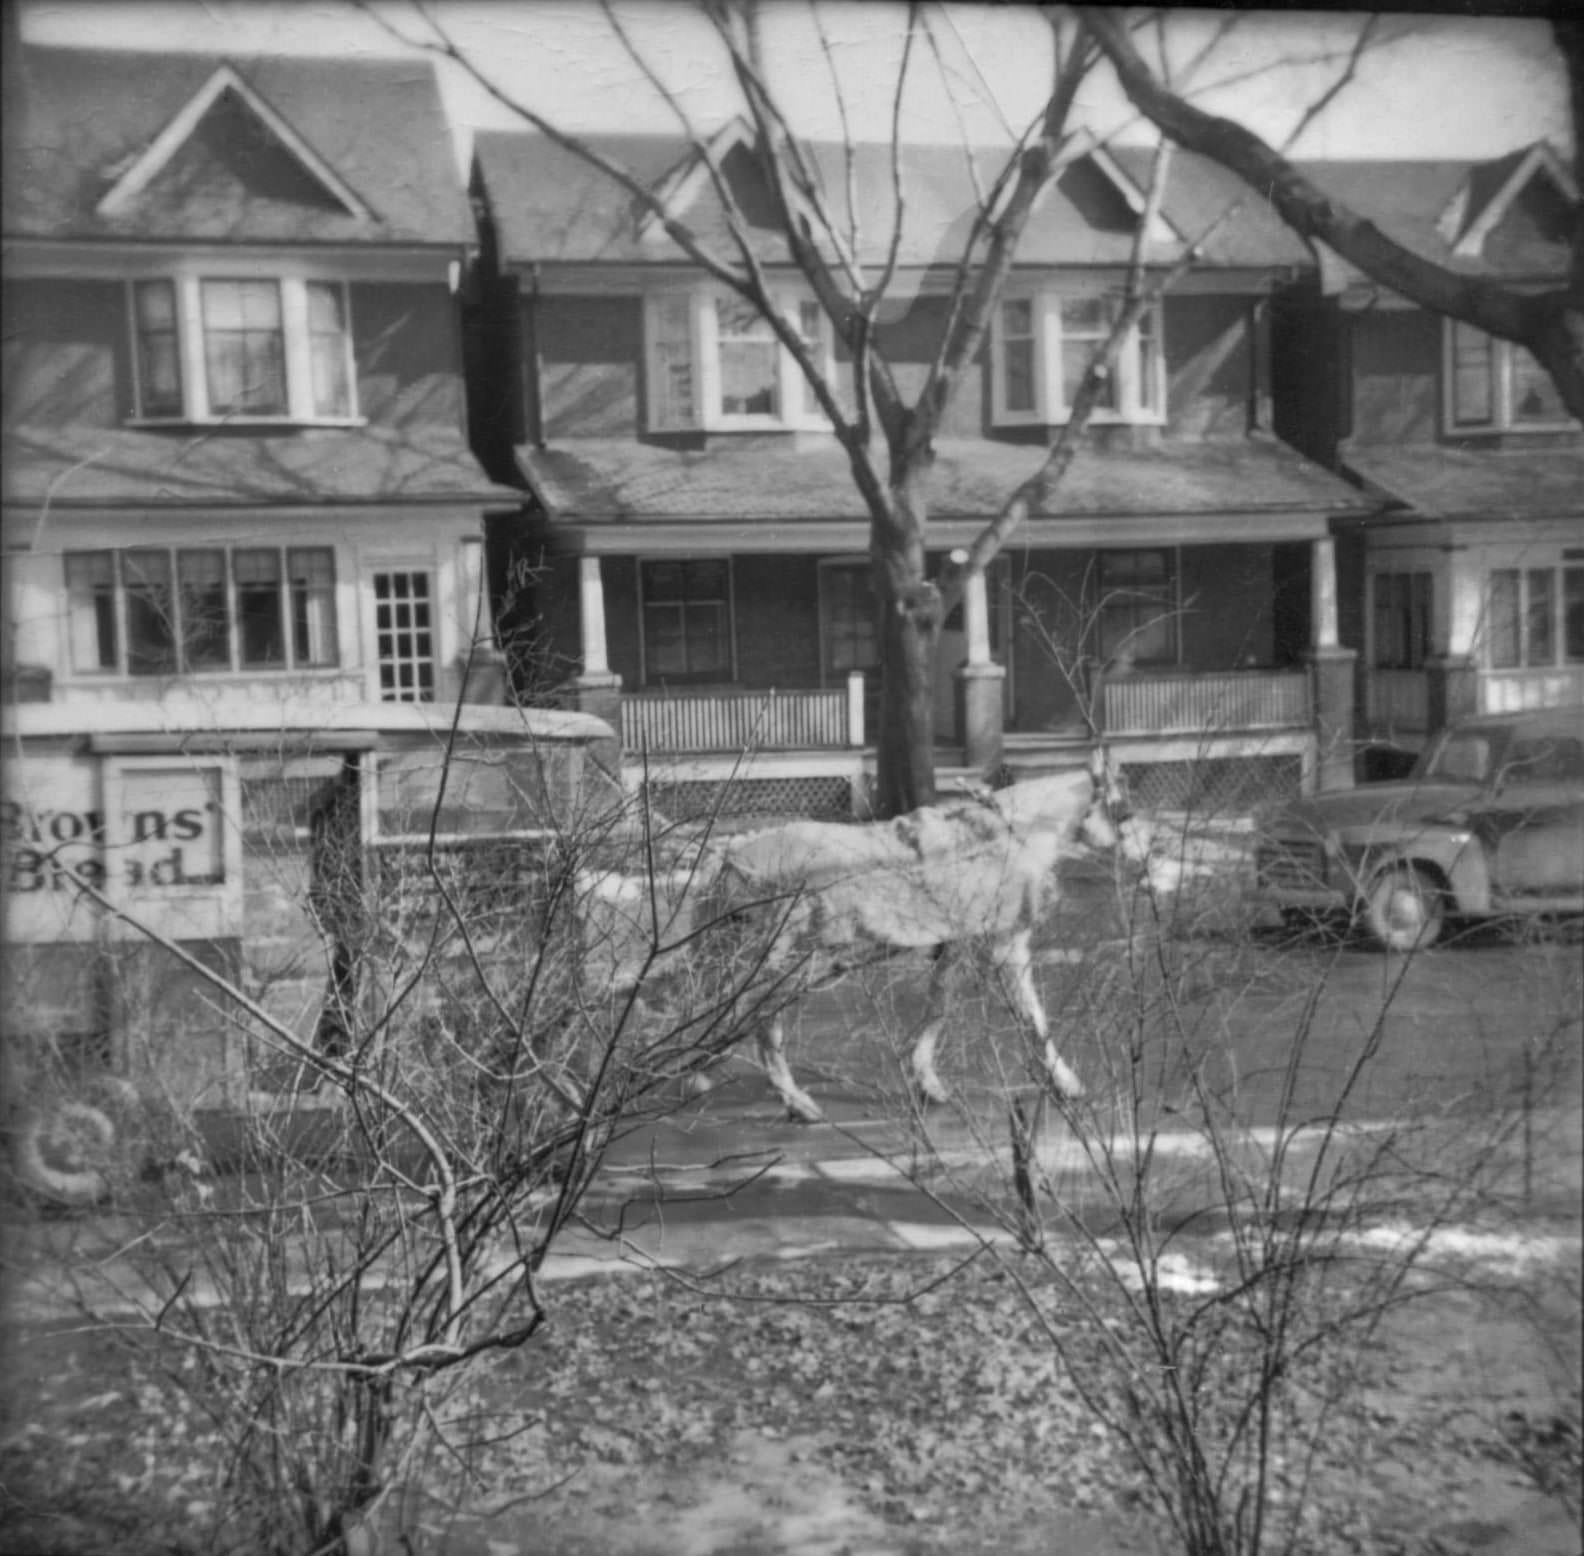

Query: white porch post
left=578, top=554, right=612, bottom=678
left=1307, top=534, right=1356, bottom=791
left=963, top=567, right=993, bottom=666
left=456, top=534, right=505, bottom=704
left=846, top=669, right=866, bottom=747
left=1311, top=536, right=1340, bottom=651
left=952, top=554, right=1006, bottom=772
left=568, top=553, right=622, bottom=761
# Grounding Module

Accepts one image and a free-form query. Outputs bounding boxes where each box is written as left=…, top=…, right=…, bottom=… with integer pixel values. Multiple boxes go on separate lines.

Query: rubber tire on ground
left=1364, top=864, right=1446, bottom=953
left=12, top=1100, right=116, bottom=1207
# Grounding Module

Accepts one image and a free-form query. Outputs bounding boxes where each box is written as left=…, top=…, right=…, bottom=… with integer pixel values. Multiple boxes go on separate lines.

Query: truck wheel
left=1365, top=865, right=1446, bottom=953
left=13, top=1099, right=115, bottom=1207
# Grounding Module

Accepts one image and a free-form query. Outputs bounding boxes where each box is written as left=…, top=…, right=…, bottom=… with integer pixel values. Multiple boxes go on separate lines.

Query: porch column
left=1427, top=559, right=1480, bottom=731
left=568, top=554, right=623, bottom=761
left=1307, top=535, right=1357, bottom=791
left=953, top=557, right=1006, bottom=773
left=2, top=550, right=57, bottom=702
left=456, top=535, right=506, bottom=704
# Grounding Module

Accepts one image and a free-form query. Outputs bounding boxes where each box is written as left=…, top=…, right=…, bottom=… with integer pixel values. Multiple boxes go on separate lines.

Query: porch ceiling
left=517, top=435, right=1369, bottom=552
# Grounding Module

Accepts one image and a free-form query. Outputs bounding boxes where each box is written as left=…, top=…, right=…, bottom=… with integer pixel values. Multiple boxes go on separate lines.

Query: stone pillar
left=1425, top=655, right=1479, bottom=731
left=953, top=562, right=1006, bottom=771
left=567, top=555, right=623, bottom=755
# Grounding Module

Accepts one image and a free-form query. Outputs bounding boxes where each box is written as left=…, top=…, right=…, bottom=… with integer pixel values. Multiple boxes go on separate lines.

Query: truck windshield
left=1416, top=731, right=1498, bottom=783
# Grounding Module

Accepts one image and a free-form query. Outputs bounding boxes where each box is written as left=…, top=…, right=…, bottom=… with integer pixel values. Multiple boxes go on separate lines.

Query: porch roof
left=1343, top=445, right=1584, bottom=520
left=0, top=422, right=518, bottom=509
left=515, top=434, right=1374, bottom=552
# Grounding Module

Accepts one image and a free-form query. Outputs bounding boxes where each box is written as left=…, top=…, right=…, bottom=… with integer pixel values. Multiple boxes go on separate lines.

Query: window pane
left=236, top=548, right=285, bottom=667
left=1098, top=550, right=1173, bottom=664
left=1487, top=569, right=1520, bottom=668
left=1565, top=566, right=1584, bottom=663
left=644, top=603, right=688, bottom=678
left=134, top=280, right=183, bottom=417
left=1003, top=338, right=1036, bottom=414
left=716, top=297, right=778, bottom=416
left=793, top=300, right=824, bottom=420
left=650, top=297, right=695, bottom=429
left=124, top=549, right=177, bottom=677
left=1136, top=323, right=1160, bottom=412
left=1511, top=350, right=1567, bottom=425
left=307, top=282, right=352, bottom=417
left=1060, top=295, right=1110, bottom=336
left=1062, top=340, right=1118, bottom=411
left=1002, top=299, right=1034, bottom=338
left=64, top=551, right=117, bottom=672
left=177, top=549, right=230, bottom=670
left=202, top=279, right=286, bottom=414
left=1526, top=568, right=1555, bottom=664
left=289, top=548, right=338, bottom=666
left=1451, top=323, right=1494, bottom=426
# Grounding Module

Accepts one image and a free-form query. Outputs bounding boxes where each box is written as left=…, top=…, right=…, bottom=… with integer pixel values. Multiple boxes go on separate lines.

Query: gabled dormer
left=1434, top=140, right=1575, bottom=268
left=96, top=62, right=372, bottom=223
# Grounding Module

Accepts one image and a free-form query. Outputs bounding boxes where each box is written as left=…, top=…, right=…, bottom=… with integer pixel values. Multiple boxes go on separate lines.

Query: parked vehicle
left=1256, top=708, right=1584, bottom=950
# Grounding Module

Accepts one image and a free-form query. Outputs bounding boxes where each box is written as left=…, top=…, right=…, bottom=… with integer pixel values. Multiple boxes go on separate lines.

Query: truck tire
left=13, top=1099, right=115, bottom=1207
left=1365, top=864, right=1446, bottom=953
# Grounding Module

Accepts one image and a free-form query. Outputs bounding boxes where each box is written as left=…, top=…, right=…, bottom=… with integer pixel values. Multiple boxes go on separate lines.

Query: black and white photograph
left=2, top=2, right=1580, bottom=1551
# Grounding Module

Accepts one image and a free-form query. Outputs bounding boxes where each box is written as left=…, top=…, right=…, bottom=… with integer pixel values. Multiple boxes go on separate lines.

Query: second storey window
left=644, top=290, right=834, bottom=433
left=65, top=546, right=338, bottom=678
left=993, top=291, right=1164, bottom=426
left=1447, top=322, right=1571, bottom=433
left=130, top=276, right=356, bottom=424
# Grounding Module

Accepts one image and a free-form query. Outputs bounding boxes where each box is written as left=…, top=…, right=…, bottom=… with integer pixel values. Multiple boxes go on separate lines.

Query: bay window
left=1446, top=322, right=1572, bottom=432
left=129, top=274, right=356, bottom=423
left=644, top=290, right=835, bottom=432
left=993, top=290, right=1164, bottom=426
left=64, top=546, right=338, bottom=677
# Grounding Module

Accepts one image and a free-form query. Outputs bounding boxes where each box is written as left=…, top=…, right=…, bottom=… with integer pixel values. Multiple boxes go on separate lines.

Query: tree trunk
left=872, top=466, right=939, bottom=819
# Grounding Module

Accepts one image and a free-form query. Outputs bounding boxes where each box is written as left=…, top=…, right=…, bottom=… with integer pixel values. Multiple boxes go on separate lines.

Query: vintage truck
left=1255, top=707, right=1584, bottom=951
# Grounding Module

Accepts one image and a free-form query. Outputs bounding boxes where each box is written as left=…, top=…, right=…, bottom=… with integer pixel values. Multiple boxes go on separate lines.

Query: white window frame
left=62, top=544, right=341, bottom=680
left=125, top=270, right=360, bottom=427
left=636, top=555, right=737, bottom=686
left=990, top=287, right=1166, bottom=428
left=1485, top=562, right=1584, bottom=669
left=1442, top=320, right=1575, bottom=436
left=643, top=288, right=836, bottom=433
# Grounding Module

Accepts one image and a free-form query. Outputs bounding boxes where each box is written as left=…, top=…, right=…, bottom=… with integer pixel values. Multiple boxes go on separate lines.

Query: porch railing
left=621, top=675, right=864, bottom=754
left=1103, top=669, right=1311, bottom=736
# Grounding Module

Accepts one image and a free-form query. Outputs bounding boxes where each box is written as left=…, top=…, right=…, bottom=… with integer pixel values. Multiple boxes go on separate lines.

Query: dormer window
left=1446, top=321, right=1571, bottom=434
left=128, top=274, right=357, bottom=425
left=991, top=289, right=1164, bottom=426
left=643, top=288, right=835, bottom=433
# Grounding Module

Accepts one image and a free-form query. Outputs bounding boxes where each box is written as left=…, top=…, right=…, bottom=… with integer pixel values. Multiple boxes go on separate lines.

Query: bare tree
left=1084, top=9, right=1584, bottom=420
left=365, top=1, right=1376, bottom=817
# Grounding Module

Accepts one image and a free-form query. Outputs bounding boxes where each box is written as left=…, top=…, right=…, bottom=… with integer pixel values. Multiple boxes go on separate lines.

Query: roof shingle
left=6, top=45, right=471, bottom=246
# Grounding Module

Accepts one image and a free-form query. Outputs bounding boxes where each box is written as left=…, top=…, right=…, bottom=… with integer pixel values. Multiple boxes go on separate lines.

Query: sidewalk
left=9, top=1094, right=1576, bottom=1322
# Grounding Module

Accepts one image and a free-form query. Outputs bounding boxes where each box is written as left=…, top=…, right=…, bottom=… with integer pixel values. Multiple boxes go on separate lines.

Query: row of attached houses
left=5, top=44, right=1581, bottom=827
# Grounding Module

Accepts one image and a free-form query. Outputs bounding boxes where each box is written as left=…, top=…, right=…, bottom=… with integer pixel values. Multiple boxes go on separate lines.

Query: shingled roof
left=473, top=130, right=1312, bottom=272
left=6, top=45, right=471, bottom=245
left=516, top=435, right=1370, bottom=525
left=1, top=423, right=516, bottom=509
left=1344, top=445, right=1584, bottom=520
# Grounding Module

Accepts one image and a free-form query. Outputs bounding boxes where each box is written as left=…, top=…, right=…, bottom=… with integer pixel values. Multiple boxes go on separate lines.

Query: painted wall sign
left=3, top=752, right=243, bottom=943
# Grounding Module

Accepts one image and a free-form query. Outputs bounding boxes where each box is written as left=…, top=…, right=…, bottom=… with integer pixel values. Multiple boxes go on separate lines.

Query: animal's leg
left=908, top=947, right=957, bottom=1106
left=757, top=1011, right=824, bottom=1123
left=999, top=931, right=1084, bottom=1100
